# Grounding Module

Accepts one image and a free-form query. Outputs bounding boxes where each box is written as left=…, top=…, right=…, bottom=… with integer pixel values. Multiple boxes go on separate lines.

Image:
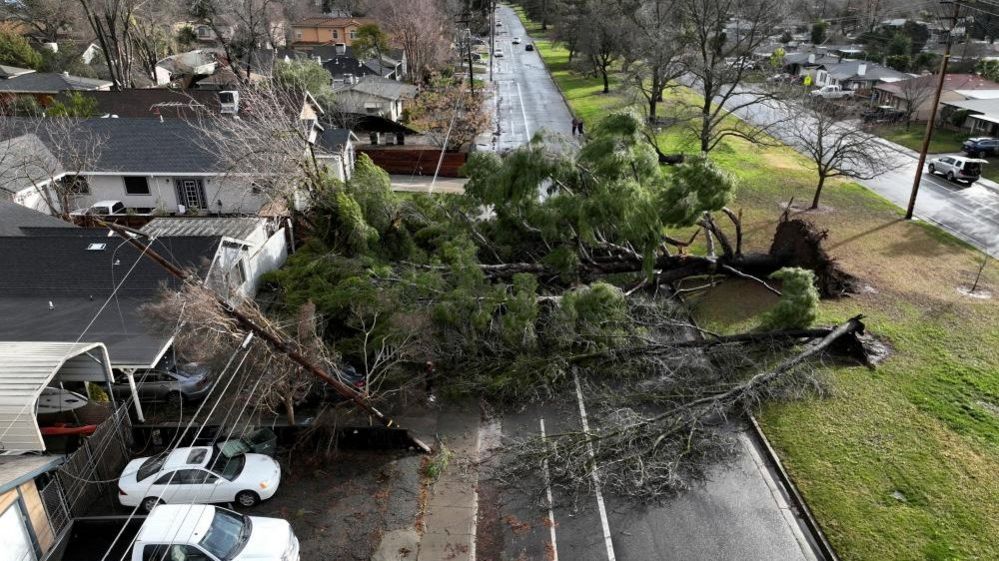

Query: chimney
left=858, top=63, right=867, bottom=76
left=335, top=43, right=346, bottom=55
left=808, top=53, right=816, bottom=64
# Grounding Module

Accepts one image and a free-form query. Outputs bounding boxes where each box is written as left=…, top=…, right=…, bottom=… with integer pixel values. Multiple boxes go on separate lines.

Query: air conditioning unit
left=219, top=90, right=240, bottom=114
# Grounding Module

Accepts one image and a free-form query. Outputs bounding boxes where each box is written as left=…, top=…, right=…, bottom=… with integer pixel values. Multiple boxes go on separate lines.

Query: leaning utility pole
left=489, top=0, right=496, bottom=82
left=467, top=29, right=476, bottom=96
left=906, top=1, right=961, bottom=220
left=99, top=221, right=432, bottom=453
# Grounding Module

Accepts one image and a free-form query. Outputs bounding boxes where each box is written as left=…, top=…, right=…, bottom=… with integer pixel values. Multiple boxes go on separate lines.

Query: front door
left=175, top=179, right=207, bottom=211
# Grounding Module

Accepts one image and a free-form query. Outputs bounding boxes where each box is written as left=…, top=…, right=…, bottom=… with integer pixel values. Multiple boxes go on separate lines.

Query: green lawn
left=873, top=125, right=967, bottom=155
left=511, top=5, right=999, bottom=561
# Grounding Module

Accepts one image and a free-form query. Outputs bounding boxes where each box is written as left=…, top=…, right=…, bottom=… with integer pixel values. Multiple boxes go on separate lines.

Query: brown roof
left=53, top=89, right=222, bottom=118
left=877, top=73, right=999, bottom=96
left=292, top=17, right=376, bottom=28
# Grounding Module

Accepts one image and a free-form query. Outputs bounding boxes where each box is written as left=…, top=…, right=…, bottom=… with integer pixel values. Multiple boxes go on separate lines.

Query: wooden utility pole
left=100, top=221, right=432, bottom=453
left=467, top=29, right=477, bottom=96
left=489, top=0, right=496, bottom=82
left=906, top=1, right=961, bottom=220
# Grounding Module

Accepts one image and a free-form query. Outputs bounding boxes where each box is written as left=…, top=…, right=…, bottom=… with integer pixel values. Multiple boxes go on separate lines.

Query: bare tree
left=189, top=0, right=288, bottom=83
left=369, top=0, right=451, bottom=81
left=576, top=1, right=626, bottom=94
left=678, top=0, right=789, bottom=152
left=893, top=74, right=937, bottom=128
left=408, top=75, right=490, bottom=151
left=77, top=0, right=144, bottom=89
left=780, top=98, right=901, bottom=209
left=615, top=0, right=685, bottom=123
left=0, top=0, right=83, bottom=43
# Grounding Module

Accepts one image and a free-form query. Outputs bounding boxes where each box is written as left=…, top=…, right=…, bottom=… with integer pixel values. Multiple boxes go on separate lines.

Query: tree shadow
left=828, top=219, right=904, bottom=250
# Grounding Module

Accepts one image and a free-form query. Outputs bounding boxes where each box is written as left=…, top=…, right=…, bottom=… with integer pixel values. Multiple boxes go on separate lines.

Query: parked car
left=525, top=43, right=535, bottom=51
left=961, top=137, right=999, bottom=157
left=112, top=363, right=212, bottom=405
left=810, top=85, right=854, bottom=99
left=132, top=504, right=299, bottom=561
left=118, top=445, right=281, bottom=512
left=494, top=49, right=504, bottom=57
left=862, top=106, right=905, bottom=124
left=512, top=36, right=521, bottom=44
left=927, top=155, right=986, bottom=184
left=71, top=200, right=125, bottom=217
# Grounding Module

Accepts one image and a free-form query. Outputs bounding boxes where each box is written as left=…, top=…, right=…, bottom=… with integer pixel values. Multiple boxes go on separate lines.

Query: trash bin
left=245, top=427, right=278, bottom=456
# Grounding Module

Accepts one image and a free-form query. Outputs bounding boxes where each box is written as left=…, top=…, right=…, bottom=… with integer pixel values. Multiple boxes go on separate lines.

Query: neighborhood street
left=482, top=6, right=823, bottom=561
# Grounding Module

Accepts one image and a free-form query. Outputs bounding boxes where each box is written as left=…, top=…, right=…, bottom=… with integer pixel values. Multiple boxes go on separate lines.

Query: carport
left=0, top=342, right=139, bottom=452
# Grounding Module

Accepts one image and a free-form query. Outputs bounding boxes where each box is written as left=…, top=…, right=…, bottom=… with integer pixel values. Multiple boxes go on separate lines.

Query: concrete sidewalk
left=417, top=406, right=481, bottom=561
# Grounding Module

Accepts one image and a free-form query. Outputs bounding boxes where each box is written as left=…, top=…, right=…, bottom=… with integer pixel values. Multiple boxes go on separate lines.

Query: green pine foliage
left=761, top=267, right=820, bottom=330
left=0, top=30, right=43, bottom=70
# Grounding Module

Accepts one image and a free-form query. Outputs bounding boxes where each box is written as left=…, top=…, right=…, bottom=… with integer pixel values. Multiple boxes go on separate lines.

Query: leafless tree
left=77, top=0, right=145, bottom=89
left=893, top=74, right=937, bottom=128
left=576, top=1, right=626, bottom=94
left=0, top=118, right=104, bottom=218
left=614, top=0, right=685, bottom=123
left=368, top=0, right=451, bottom=81
left=780, top=97, right=901, bottom=209
left=678, top=0, right=789, bottom=153
left=0, top=0, right=83, bottom=43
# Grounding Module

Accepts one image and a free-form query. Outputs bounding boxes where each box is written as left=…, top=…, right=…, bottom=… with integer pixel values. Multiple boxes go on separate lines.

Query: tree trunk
left=811, top=174, right=826, bottom=209
left=649, top=96, right=658, bottom=123
left=601, top=65, right=610, bottom=93
left=283, top=394, right=296, bottom=425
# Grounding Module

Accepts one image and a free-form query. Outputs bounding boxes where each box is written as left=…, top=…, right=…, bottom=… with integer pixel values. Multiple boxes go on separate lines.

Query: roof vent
left=219, top=90, right=240, bottom=114
left=86, top=243, right=107, bottom=251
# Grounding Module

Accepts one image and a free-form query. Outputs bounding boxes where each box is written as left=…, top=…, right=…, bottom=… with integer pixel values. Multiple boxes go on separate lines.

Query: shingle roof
left=0, top=201, right=75, bottom=235
left=293, top=17, right=376, bottom=27
left=337, top=76, right=417, bottom=100
left=821, top=60, right=908, bottom=82
left=323, top=55, right=379, bottom=80
left=317, top=128, right=355, bottom=155
left=54, top=89, right=223, bottom=118
left=0, top=133, right=64, bottom=195
left=0, top=72, right=112, bottom=93
left=0, top=231, right=221, bottom=367
left=141, top=217, right=262, bottom=239
left=876, top=74, right=999, bottom=96
left=0, top=65, right=35, bottom=79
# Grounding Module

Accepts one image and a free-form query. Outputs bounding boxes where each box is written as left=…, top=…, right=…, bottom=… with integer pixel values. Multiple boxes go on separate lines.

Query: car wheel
left=142, top=497, right=162, bottom=513
left=166, top=392, right=183, bottom=406
left=235, top=491, right=260, bottom=507
left=946, top=171, right=955, bottom=182
left=928, top=164, right=935, bottom=174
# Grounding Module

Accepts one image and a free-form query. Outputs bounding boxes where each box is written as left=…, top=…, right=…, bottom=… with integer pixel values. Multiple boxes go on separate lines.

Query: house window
left=197, top=26, right=211, bottom=38
left=350, top=29, right=358, bottom=40
left=232, top=259, right=248, bottom=286
left=123, top=176, right=150, bottom=195
left=332, top=30, right=339, bottom=39
left=175, top=178, right=207, bottom=210
left=295, top=30, right=302, bottom=39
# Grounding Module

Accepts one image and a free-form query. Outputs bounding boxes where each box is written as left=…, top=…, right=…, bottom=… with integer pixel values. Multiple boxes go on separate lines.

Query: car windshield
left=136, top=453, right=168, bottom=481
left=209, top=451, right=246, bottom=481
left=199, top=509, right=251, bottom=561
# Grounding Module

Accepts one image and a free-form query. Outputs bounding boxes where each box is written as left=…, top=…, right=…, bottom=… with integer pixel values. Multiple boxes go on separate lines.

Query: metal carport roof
left=0, top=342, right=113, bottom=452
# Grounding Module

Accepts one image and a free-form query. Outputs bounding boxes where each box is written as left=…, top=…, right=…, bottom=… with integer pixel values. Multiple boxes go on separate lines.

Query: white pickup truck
left=810, top=85, right=855, bottom=99
left=60, top=504, right=300, bottom=561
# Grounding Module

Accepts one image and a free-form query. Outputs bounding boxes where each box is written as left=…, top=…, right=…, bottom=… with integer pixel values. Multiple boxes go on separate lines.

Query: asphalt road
left=482, top=8, right=822, bottom=561
left=722, top=87, right=999, bottom=257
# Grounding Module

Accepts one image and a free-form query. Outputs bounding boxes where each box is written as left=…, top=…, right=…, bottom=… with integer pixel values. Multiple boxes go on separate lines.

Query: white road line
left=539, top=418, right=559, bottom=561
left=516, top=81, right=531, bottom=139
left=573, top=372, right=617, bottom=561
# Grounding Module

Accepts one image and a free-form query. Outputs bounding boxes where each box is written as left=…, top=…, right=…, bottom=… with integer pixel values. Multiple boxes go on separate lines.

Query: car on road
left=118, top=445, right=281, bottom=512
left=494, top=49, right=504, bottom=57
left=111, top=363, right=212, bottom=405
left=525, top=43, right=534, bottom=51
left=961, top=137, right=999, bottom=157
left=71, top=200, right=126, bottom=217
left=862, top=106, right=905, bottom=125
left=133, top=505, right=299, bottom=561
left=927, top=155, right=986, bottom=184
left=512, top=36, right=521, bottom=44
left=810, top=85, right=854, bottom=99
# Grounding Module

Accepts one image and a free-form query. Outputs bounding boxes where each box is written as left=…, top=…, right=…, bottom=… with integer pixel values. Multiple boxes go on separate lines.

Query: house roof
left=54, top=89, right=223, bottom=118
left=0, top=64, right=35, bottom=79
left=293, top=17, right=376, bottom=28
left=141, top=217, right=262, bottom=240
left=336, top=76, right=417, bottom=100
left=0, top=454, right=64, bottom=492
left=876, top=74, right=999, bottom=96
left=0, top=231, right=221, bottom=368
left=0, top=201, right=74, bottom=235
left=0, top=72, right=112, bottom=93
left=941, top=98, right=999, bottom=115
left=0, top=133, right=64, bottom=195
left=317, top=128, right=357, bottom=155
left=323, top=55, right=380, bottom=80
left=0, top=341, right=113, bottom=452
left=820, top=60, right=908, bottom=82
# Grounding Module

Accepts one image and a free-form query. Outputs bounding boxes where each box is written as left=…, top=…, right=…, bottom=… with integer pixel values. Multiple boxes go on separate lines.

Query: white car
left=494, top=50, right=504, bottom=58
left=927, top=155, right=986, bottom=184
left=118, top=446, right=281, bottom=512
left=71, top=199, right=126, bottom=217
left=512, top=36, right=521, bottom=44
left=133, top=505, right=299, bottom=561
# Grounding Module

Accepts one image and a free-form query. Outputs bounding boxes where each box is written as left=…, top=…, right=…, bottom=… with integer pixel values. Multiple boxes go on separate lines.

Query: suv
left=927, top=155, right=986, bottom=184
left=961, top=137, right=999, bottom=157
left=71, top=200, right=125, bottom=217
left=112, top=363, right=212, bottom=404
left=862, top=106, right=905, bottom=125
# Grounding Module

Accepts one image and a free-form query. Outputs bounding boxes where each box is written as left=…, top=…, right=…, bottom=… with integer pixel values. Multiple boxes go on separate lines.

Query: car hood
left=234, top=454, right=281, bottom=486
left=119, top=457, right=147, bottom=486
left=177, top=362, right=211, bottom=379
left=235, top=517, right=294, bottom=560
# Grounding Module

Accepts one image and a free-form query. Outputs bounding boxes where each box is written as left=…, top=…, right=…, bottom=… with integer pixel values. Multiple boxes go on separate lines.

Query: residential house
left=154, top=49, right=220, bottom=87
left=315, top=128, right=359, bottom=181
left=941, top=98, right=999, bottom=136
left=812, top=60, right=908, bottom=92
left=0, top=455, right=66, bottom=560
left=52, top=89, right=224, bottom=118
left=875, top=74, right=999, bottom=121
left=140, top=216, right=290, bottom=298
left=291, top=17, right=377, bottom=49
left=0, top=65, right=112, bottom=107
left=173, top=20, right=235, bottom=47
left=319, top=44, right=407, bottom=84
left=332, top=76, right=417, bottom=122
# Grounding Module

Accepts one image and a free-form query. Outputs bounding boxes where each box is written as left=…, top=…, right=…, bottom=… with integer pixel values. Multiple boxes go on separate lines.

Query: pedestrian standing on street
left=571, top=117, right=579, bottom=136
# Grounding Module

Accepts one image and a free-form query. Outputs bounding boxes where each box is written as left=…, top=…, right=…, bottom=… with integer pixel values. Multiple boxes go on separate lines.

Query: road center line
left=539, top=418, right=559, bottom=561
left=573, top=372, right=617, bottom=561
left=516, top=81, right=531, bottom=140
